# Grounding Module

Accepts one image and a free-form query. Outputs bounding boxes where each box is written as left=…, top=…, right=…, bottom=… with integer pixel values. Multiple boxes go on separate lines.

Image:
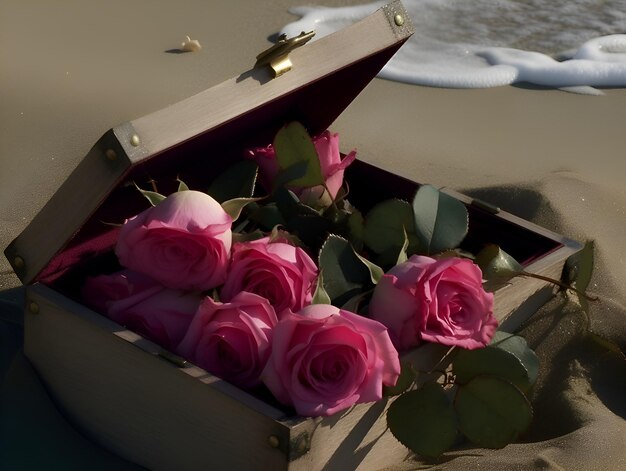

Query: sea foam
left=280, top=0, right=626, bottom=90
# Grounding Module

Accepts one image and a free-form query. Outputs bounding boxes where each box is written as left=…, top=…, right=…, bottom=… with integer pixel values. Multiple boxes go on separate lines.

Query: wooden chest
left=4, top=2, right=580, bottom=470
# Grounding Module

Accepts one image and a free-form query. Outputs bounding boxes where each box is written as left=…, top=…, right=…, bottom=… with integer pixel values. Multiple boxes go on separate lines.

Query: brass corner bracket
left=255, top=31, right=315, bottom=78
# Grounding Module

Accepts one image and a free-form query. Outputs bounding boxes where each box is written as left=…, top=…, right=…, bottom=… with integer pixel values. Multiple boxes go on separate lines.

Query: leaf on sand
left=455, top=376, right=532, bottom=449
left=453, top=331, right=539, bottom=393
left=387, top=382, right=458, bottom=457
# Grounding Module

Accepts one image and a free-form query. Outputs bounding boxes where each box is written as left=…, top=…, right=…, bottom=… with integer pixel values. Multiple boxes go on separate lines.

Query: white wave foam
left=280, top=1, right=626, bottom=90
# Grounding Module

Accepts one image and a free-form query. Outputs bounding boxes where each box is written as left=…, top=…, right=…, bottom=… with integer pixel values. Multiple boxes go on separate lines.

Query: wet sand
left=1, top=1, right=624, bottom=469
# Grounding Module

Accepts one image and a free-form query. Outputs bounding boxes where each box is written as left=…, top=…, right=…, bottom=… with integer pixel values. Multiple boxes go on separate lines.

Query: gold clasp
left=254, top=31, right=315, bottom=78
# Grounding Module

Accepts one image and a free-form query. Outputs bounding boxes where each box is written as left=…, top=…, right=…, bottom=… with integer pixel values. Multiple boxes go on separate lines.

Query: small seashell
left=181, top=35, right=202, bottom=52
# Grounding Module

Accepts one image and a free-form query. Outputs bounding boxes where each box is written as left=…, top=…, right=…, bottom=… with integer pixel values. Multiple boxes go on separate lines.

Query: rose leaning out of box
left=77, top=120, right=589, bottom=458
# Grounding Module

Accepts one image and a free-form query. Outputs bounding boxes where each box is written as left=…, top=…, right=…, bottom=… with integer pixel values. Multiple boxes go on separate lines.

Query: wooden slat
left=4, top=128, right=136, bottom=284
left=25, top=283, right=291, bottom=471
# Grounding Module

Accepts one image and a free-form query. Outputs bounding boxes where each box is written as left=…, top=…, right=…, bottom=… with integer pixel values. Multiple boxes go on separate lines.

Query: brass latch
left=255, top=31, right=315, bottom=78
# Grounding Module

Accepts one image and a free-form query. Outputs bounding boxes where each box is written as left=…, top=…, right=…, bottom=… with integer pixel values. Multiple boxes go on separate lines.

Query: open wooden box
left=5, top=2, right=581, bottom=470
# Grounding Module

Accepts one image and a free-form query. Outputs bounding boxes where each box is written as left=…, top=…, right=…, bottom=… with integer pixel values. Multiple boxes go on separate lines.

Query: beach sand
left=1, top=0, right=624, bottom=469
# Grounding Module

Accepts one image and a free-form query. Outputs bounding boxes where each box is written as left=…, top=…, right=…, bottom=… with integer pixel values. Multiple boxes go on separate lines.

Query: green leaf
left=397, top=226, right=410, bottom=265
left=134, top=183, right=166, bottom=207
left=312, top=271, right=332, bottom=305
left=221, top=197, right=264, bottom=221
left=207, top=160, right=258, bottom=203
left=273, top=122, right=323, bottom=188
left=346, top=209, right=365, bottom=251
left=287, top=214, right=333, bottom=249
left=318, top=235, right=375, bottom=306
left=475, top=244, right=524, bottom=291
left=455, top=376, right=533, bottom=449
left=383, top=360, right=417, bottom=397
left=340, top=290, right=371, bottom=313
left=273, top=161, right=310, bottom=191
left=387, top=382, right=458, bottom=457
left=249, top=203, right=287, bottom=231
left=453, top=332, right=539, bottom=393
left=176, top=178, right=190, bottom=192
left=412, top=185, right=469, bottom=255
left=351, top=248, right=384, bottom=285
left=274, top=187, right=319, bottom=219
left=364, top=199, right=419, bottom=256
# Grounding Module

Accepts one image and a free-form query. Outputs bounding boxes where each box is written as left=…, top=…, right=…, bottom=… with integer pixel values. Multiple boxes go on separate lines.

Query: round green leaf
left=387, top=382, right=458, bottom=458
left=383, top=360, right=417, bottom=397
left=455, top=376, right=533, bottom=449
left=363, top=199, right=419, bottom=255
left=454, top=331, right=539, bottom=392
left=453, top=332, right=539, bottom=393
left=412, top=185, right=469, bottom=255
left=347, top=209, right=365, bottom=250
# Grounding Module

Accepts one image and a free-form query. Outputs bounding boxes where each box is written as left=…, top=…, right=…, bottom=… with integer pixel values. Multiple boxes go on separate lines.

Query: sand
left=1, top=0, right=624, bottom=469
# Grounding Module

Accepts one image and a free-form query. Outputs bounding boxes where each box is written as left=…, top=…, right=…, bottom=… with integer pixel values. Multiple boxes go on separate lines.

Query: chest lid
left=5, top=1, right=414, bottom=285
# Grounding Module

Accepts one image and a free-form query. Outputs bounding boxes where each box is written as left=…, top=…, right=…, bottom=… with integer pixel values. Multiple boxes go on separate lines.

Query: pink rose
left=82, top=270, right=202, bottom=350
left=220, top=237, right=318, bottom=313
left=116, top=190, right=232, bottom=291
left=177, top=291, right=278, bottom=389
left=369, top=255, right=497, bottom=351
left=262, top=304, right=400, bottom=416
left=248, top=130, right=356, bottom=202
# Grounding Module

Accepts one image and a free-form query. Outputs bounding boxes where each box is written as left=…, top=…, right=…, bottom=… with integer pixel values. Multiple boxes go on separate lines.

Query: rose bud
left=82, top=270, right=202, bottom=351
left=220, top=237, right=318, bottom=314
left=262, top=304, right=400, bottom=417
left=248, top=130, right=356, bottom=205
left=177, top=292, right=278, bottom=389
left=116, top=190, right=232, bottom=291
left=369, top=255, right=497, bottom=351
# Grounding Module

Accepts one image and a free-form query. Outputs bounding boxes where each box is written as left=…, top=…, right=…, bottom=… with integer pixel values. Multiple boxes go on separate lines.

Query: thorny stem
left=519, top=271, right=598, bottom=301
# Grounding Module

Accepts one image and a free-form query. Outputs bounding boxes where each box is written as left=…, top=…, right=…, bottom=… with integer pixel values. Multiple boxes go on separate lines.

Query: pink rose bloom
left=116, top=190, right=232, bottom=291
left=82, top=270, right=202, bottom=350
left=220, top=237, right=318, bottom=314
left=262, top=304, right=400, bottom=416
left=369, top=255, right=497, bottom=351
left=248, top=130, right=356, bottom=201
left=177, top=292, right=278, bottom=389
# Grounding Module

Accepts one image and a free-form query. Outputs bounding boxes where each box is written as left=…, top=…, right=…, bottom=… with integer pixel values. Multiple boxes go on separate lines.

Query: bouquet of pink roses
left=82, top=122, right=542, bottom=457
